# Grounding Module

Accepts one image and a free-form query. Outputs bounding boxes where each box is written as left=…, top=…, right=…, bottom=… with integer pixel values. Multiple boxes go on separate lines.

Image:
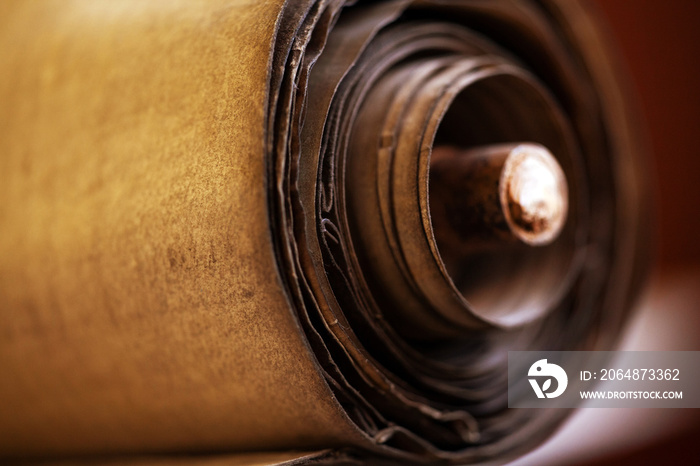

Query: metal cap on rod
left=429, top=143, right=568, bottom=256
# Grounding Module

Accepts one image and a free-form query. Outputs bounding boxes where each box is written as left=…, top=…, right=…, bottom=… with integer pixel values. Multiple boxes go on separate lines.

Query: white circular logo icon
left=528, top=359, right=568, bottom=398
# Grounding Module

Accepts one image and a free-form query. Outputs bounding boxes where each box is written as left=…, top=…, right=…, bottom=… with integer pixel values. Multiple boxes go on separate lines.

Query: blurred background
left=513, top=1, right=700, bottom=464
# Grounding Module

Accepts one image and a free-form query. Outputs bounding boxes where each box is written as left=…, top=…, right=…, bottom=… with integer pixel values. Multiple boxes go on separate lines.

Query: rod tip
left=501, top=144, right=568, bottom=246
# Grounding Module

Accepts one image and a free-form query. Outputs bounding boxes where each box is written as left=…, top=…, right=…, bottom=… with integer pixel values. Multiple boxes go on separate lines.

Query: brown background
left=592, top=0, right=700, bottom=270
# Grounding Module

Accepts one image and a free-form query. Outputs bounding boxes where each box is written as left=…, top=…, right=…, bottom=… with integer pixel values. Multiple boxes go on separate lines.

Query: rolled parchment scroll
left=0, top=0, right=649, bottom=463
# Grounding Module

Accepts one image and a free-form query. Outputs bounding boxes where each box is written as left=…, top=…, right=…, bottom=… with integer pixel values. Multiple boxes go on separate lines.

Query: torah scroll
left=0, top=0, right=649, bottom=463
